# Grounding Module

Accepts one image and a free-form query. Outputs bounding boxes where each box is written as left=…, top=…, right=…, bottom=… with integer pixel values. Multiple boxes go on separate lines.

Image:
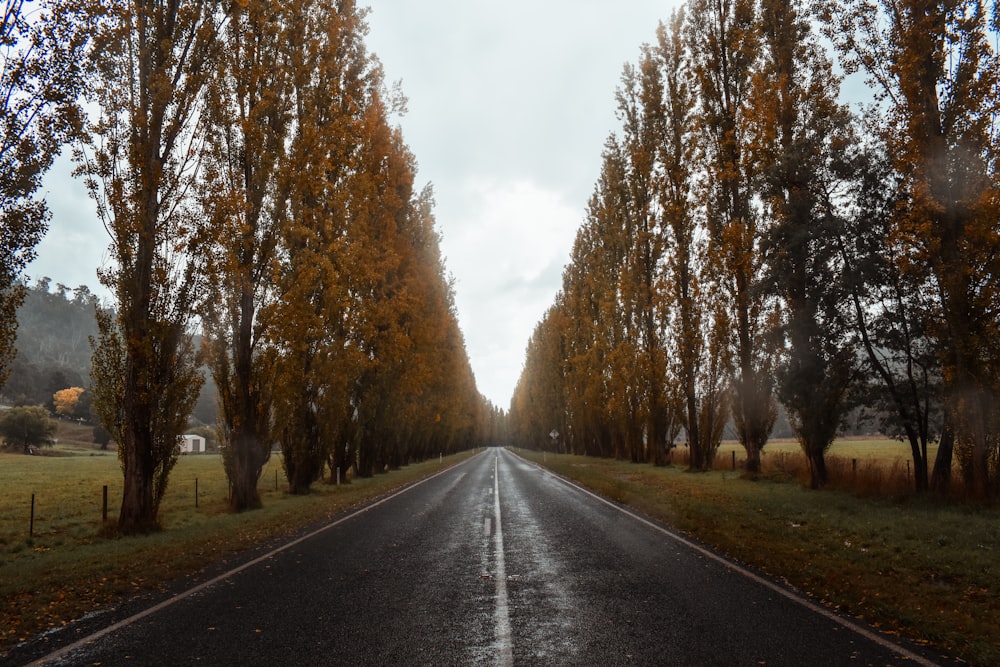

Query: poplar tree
left=573, top=139, right=635, bottom=460
left=615, top=52, right=671, bottom=464
left=387, top=186, right=483, bottom=463
left=562, top=214, right=618, bottom=458
left=199, top=0, right=292, bottom=511
left=78, top=1, right=221, bottom=533
left=687, top=0, right=777, bottom=474
left=656, top=11, right=727, bottom=471
left=753, top=0, right=858, bottom=488
left=510, top=302, right=568, bottom=452
left=345, top=92, right=418, bottom=477
left=268, top=0, right=372, bottom=494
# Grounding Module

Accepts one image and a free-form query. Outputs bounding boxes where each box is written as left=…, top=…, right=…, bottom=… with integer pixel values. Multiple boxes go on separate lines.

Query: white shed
left=180, top=434, right=206, bottom=453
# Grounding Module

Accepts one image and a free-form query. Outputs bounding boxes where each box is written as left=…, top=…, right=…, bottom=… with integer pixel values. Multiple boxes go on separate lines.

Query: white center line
left=484, top=517, right=492, bottom=536
left=493, top=454, right=514, bottom=666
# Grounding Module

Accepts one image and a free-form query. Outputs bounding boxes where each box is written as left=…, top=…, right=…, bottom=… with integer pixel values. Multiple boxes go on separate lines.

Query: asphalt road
left=19, top=448, right=948, bottom=666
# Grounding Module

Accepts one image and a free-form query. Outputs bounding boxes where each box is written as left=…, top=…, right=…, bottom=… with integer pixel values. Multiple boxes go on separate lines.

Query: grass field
left=518, top=448, right=999, bottom=665
left=0, top=431, right=476, bottom=652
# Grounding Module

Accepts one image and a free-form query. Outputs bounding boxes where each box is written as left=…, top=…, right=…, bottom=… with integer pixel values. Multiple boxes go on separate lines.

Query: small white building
left=180, top=434, right=206, bottom=453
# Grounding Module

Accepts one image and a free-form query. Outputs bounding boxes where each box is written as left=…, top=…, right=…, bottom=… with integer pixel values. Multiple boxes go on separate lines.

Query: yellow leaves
left=52, top=387, right=86, bottom=416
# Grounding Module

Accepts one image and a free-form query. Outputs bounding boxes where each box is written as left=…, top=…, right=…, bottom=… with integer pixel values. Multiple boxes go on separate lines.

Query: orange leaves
left=52, top=387, right=86, bottom=416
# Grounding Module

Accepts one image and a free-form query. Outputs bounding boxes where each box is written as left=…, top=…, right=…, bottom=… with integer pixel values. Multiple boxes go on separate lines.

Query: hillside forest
left=508, top=0, right=1000, bottom=498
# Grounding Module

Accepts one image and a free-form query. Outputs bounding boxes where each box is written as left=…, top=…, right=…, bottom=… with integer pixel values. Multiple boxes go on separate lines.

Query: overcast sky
left=27, top=1, right=681, bottom=409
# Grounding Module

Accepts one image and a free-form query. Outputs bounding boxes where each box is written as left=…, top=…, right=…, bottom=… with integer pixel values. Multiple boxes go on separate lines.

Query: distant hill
left=2, top=279, right=216, bottom=426
left=2, top=279, right=103, bottom=407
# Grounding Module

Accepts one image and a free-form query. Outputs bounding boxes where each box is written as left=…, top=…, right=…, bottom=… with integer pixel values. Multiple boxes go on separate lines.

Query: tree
left=199, top=0, right=292, bottom=511
left=655, top=10, right=728, bottom=471
left=0, top=405, right=56, bottom=453
left=613, top=51, right=672, bottom=465
left=52, top=386, right=84, bottom=416
left=342, top=91, right=420, bottom=477
left=0, top=0, right=84, bottom=388
left=267, top=0, right=373, bottom=493
left=687, top=0, right=777, bottom=474
left=754, top=0, right=859, bottom=489
left=510, top=302, right=568, bottom=453
left=9, top=279, right=100, bottom=374
left=74, top=0, right=220, bottom=532
left=840, top=142, right=943, bottom=493
left=92, top=423, right=111, bottom=449
left=560, top=144, right=629, bottom=458
left=824, top=0, right=1000, bottom=496
left=561, top=212, right=618, bottom=458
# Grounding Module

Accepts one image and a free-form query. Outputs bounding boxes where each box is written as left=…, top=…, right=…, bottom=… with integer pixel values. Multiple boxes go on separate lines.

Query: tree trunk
left=119, top=427, right=158, bottom=533
left=904, top=427, right=929, bottom=494
left=930, top=405, right=955, bottom=494
left=685, top=378, right=701, bottom=472
left=745, top=441, right=762, bottom=476
left=227, top=285, right=269, bottom=512
left=229, top=431, right=266, bottom=511
left=806, top=447, right=828, bottom=489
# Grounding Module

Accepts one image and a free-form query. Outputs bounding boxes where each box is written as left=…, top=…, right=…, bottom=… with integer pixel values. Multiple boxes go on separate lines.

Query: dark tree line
left=511, top=0, right=1000, bottom=497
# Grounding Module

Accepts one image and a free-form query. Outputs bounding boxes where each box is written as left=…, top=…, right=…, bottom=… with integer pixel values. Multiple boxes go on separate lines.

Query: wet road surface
left=20, top=448, right=949, bottom=666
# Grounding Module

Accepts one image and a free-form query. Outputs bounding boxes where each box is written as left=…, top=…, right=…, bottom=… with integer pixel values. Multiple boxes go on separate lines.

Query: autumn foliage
left=24, top=0, right=493, bottom=530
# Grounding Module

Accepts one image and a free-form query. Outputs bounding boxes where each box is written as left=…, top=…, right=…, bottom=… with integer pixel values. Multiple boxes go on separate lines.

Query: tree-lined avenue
left=22, top=448, right=950, bottom=666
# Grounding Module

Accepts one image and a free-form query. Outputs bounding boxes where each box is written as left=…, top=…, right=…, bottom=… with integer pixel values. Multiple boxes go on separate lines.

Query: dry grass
left=519, top=449, right=999, bottom=666
left=685, top=438, right=950, bottom=498
left=0, top=447, right=476, bottom=651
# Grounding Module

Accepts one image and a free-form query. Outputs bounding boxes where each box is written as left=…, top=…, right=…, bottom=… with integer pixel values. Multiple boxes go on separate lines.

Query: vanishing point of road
left=18, top=448, right=951, bottom=666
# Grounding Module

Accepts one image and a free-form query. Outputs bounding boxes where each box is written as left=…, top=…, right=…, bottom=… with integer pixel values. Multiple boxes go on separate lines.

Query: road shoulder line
left=509, top=449, right=938, bottom=667
left=28, top=453, right=485, bottom=666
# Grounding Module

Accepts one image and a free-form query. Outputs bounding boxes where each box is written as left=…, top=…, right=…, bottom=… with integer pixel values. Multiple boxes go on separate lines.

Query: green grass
left=0, top=447, right=476, bottom=649
left=517, top=449, right=999, bottom=666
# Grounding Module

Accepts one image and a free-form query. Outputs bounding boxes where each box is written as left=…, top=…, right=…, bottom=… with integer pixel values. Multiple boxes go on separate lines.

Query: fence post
left=30, top=494, right=35, bottom=537
left=852, top=459, right=858, bottom=479
left=336, top=467, right=340, bottom=486
left=102, top=485, right=108, bottom=522
left=732, top=451, right=736, bottom=470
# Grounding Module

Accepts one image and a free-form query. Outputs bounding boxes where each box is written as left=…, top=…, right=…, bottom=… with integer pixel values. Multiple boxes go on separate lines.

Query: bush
left=0, top=406, right=58, bottom=454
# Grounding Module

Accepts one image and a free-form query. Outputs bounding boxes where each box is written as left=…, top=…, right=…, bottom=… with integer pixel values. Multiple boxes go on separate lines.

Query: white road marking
left=493, top=454, right=514, bottom=667
left=28, top=456, right=481, bottom=667
left=518, top=451, right=939, bottom=667
left=485, top=516, right=492, bottom=536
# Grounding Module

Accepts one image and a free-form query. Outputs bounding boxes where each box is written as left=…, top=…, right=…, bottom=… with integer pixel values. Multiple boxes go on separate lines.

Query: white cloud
left=437, top=178, right=580, bottom=406
left=26, top=153, right=108, bottom=296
